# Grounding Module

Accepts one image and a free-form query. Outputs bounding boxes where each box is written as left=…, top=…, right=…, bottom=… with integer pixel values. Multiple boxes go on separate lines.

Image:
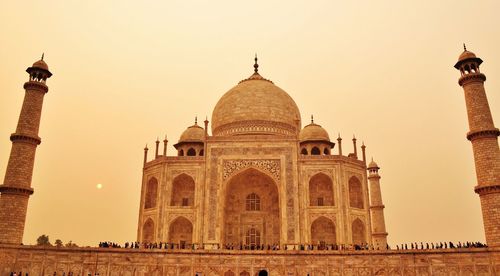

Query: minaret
left=454, top=46, right=500, bottom=247
left=367, top=159, right=388, bottom=249
left=0, top=56, right=52, bottom=244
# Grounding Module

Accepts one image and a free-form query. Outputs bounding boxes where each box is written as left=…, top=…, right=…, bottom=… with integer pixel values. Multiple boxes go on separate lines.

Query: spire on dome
left=41, top=53, right=44, bottom=60
left=463, top=43, right=467, bottom=51
left=311, top=115, right=314, bottom=124
left=254, top=54, right=259, bottom=73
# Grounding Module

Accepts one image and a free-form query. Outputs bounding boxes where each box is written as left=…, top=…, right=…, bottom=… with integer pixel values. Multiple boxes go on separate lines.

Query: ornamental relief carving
left=310, top=213, right=336, bottom=223
left=168, top=213, right=194, bottom=224
left=170, top=170, right=197, bottom=180
left=307, top=169, right=334, bottom=180
left=223, top=159, right=281, bottom=181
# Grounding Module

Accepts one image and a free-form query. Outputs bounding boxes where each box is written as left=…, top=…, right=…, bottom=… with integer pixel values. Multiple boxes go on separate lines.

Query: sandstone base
left=0, top=245, right=499, bottom=275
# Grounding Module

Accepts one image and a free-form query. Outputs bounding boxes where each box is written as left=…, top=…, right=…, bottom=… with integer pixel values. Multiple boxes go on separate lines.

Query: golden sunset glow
left=0, top=1, right=499, bottom=247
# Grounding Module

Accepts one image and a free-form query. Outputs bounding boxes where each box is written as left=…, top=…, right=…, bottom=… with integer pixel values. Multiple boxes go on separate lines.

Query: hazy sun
left=96, top=183, right=103, bottom=189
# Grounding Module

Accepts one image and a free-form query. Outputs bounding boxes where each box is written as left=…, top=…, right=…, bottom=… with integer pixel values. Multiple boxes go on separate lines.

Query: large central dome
left=211, top=61, right=301, bottom=136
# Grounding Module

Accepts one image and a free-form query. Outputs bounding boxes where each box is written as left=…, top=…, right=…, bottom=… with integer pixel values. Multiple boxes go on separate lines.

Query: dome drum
left=299, top=139, right=335, bottom=147
left=213, top=120, right=299, bottom=137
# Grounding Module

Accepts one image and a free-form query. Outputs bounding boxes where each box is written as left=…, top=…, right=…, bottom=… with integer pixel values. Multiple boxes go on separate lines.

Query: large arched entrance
left=223, top=168, right=280, bottom=246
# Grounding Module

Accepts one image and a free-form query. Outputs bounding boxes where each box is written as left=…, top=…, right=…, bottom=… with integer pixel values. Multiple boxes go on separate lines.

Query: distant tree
left=65, top=240, right=78, bottom=248
left=55, top=239, right=63, bottom=247
left=36, top=234, right=51, bottom=246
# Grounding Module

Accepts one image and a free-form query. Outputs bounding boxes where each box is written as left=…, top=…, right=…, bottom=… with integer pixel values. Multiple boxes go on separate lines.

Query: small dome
left=299, top=122, right=330, bottom=142
left=32, top=59, right=49, bottom=71
left=454, top=48, right=483, bottom=70
left=179, top=124, right=205, bottom=143
left=458, top=50, right=477, bottom=62
left=368, top=159, right=379, bottom=169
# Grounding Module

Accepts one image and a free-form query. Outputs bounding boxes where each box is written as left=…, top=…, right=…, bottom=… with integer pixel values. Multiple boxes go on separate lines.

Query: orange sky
left=0, top=1, right=499, bottom=246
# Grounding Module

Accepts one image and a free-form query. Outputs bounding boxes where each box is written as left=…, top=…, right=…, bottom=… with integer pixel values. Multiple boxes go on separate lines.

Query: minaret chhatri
left=367, top=159, right=388, bottom=249
left=0, top=56, right=52, bottom=244
left=454, top=46, right=500, bottom=247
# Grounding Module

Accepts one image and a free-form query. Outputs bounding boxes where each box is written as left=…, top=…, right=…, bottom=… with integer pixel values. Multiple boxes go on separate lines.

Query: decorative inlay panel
left=223, top=159, right=280, bottom=181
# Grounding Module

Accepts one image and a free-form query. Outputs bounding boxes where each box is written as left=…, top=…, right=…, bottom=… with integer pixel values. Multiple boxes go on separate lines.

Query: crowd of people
left=97, top=241, right=487, bottom=251
left=395, top=241, right=487, bottom=250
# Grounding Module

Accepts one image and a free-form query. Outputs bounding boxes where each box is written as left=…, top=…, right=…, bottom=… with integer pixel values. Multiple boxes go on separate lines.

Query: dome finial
left=195, top=116, right=198, bottom=125
left=311, top=114, right=314, bottom=124
left=254, top=54, right=259, bottom=73
left=463, top=43, right=467, bottom=51
left=41, top=53, right=44, bottom=61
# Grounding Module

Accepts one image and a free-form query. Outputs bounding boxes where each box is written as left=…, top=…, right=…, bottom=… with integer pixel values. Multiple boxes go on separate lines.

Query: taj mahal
left=0, top=48, right=499, bottom=275
left=137, top=56, right=388, bottom=251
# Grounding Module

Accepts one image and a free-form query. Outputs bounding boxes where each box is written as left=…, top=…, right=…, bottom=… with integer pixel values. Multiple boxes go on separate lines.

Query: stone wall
left=0, top=245, right=498, bottom=276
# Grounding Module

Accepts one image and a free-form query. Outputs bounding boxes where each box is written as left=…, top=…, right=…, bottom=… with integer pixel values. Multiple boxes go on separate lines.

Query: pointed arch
left=144, top=177, right=158, bottom=209
left=311, top=147, right=320, bottom=155
left=223, top=168, right=280, bottom=246
left=309, top=173, right=334, bottom=206
left=142, top=218, right=154, bottom=243
left=171, top=173, right=195, bottom=206
left=301, top=148, right=308, bottom=155
left=352, top=218, right=366, bottom=245
left=168, top=216, right=193, bottom=247
left=349, top=176, right=364, bottom=209
left=178, top=149, right=184, bottom=156
left=187, top=148, right=196, bottom=156
left=224, top=271, right=235, bottom=276
left=240, top=271, right=250, bottom=276
left=311, top=216, right=336, bottom=245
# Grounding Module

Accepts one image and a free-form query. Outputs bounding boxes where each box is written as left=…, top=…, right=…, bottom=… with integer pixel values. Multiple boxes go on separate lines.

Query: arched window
left=349, top=176, right=364, bottom=209
left=171, top=174, right=195, bottom=206
left=245, top=228, right=260, bottom=246
left=352, top=219, right=366, bottom=245
left=240, top=272, right=250, bottom=276
left=301, top=148, right=308, bottom=155
left=144, top=177, right=158, bottom=209
left=199, top=149, right=204, bottom=156
left=323, top=148, right=330, bottom=155
left=224, top=271, right=235, bottom=276
left=187, top=148, right=196, bottom=156
left=309, top=173, right=334, bottom=206
left=178, top=149, right=184, bottom=156
left=142, top=218, right=154, bottom=243
left=311, top=147, right=320, bottom=155
left=246, top=193, right=261, bottom=211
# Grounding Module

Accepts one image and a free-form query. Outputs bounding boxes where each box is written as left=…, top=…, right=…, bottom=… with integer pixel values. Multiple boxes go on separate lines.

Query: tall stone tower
left=454, top=47, right=500, bottom=247
left=367, top=159, right=388, bottom=249
left=0, top=56, right=52, bottom=244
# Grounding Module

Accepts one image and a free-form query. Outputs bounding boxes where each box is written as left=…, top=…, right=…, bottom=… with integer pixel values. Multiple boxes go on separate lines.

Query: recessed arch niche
left=223, top=168, right=280, bottom=246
